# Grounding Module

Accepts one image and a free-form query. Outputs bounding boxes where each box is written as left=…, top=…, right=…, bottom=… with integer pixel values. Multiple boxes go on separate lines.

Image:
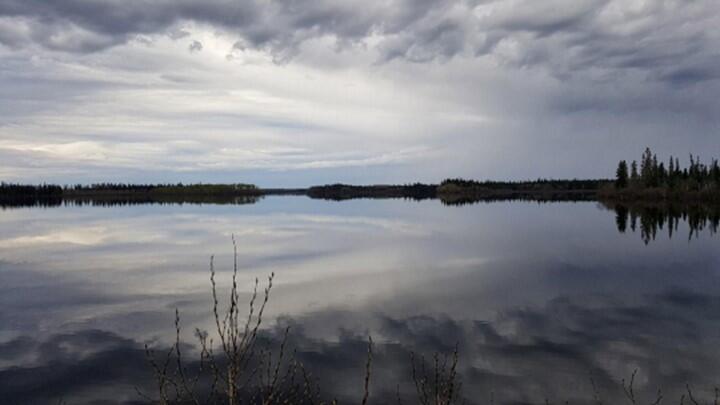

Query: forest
left=0, top=182, right=261, bottom=208
left=605, top=147, right=720, bottom=201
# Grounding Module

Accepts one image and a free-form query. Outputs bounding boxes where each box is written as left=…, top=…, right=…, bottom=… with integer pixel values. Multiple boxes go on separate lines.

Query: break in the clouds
left=0, top=0, right=719, bottom=185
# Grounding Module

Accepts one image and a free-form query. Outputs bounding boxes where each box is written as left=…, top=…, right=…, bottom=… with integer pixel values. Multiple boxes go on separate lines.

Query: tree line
left=615, top=147, right=720, bottom=191
left=0, top=182, right=259, bottom=195
left=440, top=178, right=607, bottom=191
left=0, top=182, right=63, bottom=196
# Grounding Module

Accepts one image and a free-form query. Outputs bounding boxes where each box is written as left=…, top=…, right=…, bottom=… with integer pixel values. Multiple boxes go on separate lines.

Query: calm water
left=1, top=197, right=719, bottom=404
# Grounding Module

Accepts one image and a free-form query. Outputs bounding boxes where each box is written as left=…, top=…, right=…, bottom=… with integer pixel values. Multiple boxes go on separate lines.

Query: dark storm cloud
left=1, top=0, right=718, bottom=84
left=475, top=1, right=720, bottom=86
left=0, top=0, right=256, bottom=52
left=0, top=0, right=373, bottom=57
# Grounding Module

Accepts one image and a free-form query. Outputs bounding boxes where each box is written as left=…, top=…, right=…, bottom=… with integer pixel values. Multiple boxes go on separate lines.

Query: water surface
left=1, top=197, right=719, bottom=404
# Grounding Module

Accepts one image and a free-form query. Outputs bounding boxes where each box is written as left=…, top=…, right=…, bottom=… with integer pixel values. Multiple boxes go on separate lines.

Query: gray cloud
left=0, top=1, right=719, bottom=184
left=0, top=0, right=717, bottom=84
left=188, top=39, right=203, bottom=52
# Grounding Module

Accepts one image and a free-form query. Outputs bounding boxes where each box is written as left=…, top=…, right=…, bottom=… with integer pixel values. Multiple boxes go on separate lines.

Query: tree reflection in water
left=604, top=201, right=720, bottom=244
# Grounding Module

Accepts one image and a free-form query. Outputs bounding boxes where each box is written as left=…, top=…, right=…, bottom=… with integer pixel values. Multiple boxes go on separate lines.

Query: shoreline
left=3, top=180, right=720, bottom=206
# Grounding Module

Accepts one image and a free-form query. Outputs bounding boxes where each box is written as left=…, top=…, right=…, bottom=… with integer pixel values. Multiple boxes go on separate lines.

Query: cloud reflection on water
left=0, top=198, right=719, bottom=404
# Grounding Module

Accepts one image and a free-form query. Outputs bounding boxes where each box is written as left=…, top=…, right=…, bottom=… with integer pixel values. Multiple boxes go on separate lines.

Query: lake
left=1, top=197, right=719, bottom=404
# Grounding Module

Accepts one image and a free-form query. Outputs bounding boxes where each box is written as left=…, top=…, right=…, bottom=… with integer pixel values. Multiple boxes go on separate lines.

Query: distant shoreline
left=0, top=178, right=631, bottom=207
left=2, top=173, right=720, bottom=207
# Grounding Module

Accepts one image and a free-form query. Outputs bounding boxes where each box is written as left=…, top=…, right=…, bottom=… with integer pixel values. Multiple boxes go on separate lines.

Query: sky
left=0, top=0, right=719, bottom=187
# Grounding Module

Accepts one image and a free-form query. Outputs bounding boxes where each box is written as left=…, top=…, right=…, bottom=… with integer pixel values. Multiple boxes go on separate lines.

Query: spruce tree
left=615, top=160, right=629, bottom=189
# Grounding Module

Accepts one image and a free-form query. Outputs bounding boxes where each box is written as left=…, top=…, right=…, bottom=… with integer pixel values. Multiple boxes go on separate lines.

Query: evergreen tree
left=630, top=161, right=638, bottom=182
left=615, top=160, right=629, bottom=188
left=658, top=162, right=666, bottom=186
left=640, top=147, right=653, bottom=187
left=668, top=157, right=675, bottom=188
left=652, top=154, right=659, bottom=187
left=615, top=149, right=720, bottom=196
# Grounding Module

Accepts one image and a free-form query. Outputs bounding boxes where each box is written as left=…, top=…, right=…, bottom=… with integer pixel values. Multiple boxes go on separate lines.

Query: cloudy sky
left=0, top=0, right=719, bottom=186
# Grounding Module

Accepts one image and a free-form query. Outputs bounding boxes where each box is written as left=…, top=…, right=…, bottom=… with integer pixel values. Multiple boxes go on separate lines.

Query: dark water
left=1, top=197, right=719, bottom=404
